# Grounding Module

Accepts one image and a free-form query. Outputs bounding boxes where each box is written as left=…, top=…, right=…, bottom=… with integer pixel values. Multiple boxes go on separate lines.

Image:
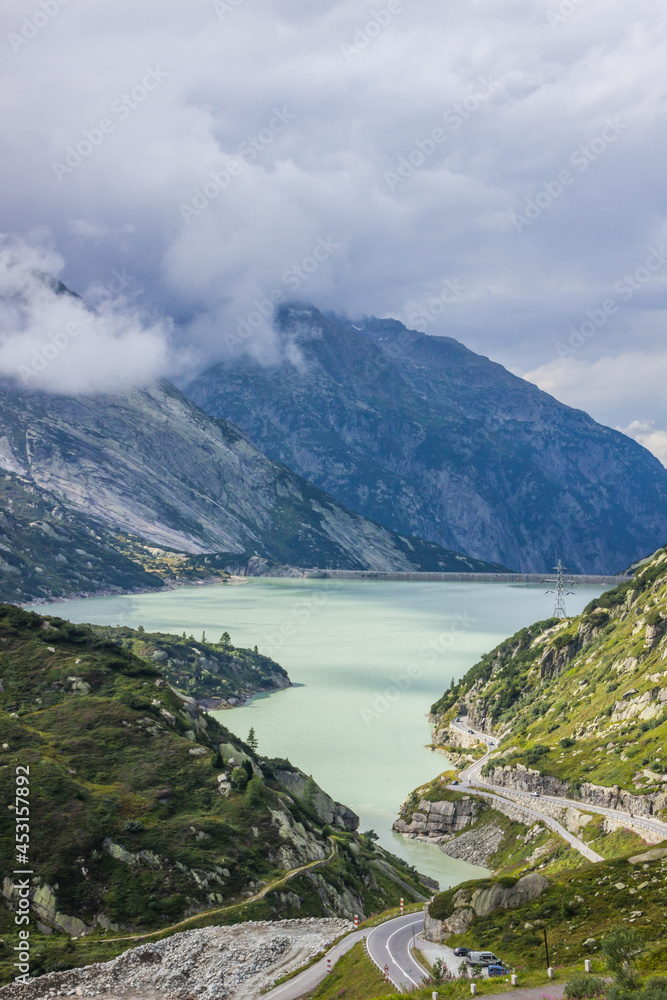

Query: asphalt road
left=262, top=927, right=366, bottom=1000
left=453, top=718, right=667, bottom=850
left=366, top=911, right=428, bottom=991
left=263, top=910, right=430, bottom=998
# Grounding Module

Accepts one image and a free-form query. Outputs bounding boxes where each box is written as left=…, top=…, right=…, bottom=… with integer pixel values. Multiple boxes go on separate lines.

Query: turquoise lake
left=51, top=578, right=603, bottom=886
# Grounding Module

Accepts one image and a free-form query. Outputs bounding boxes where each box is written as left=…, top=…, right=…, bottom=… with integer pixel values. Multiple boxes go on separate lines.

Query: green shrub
left=564, top=971, right=608, bottom=998
left=245, top=775, right=263, bottom=807
left=231, top=766, right=248, bottom=792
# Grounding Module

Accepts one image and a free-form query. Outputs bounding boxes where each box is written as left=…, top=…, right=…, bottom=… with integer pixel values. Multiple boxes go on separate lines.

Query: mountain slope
left=0, top=378, right=503, bottom=586
left=185, top=304, right=667, bottom=574
left=430, top=547, right=667, bottom=813
left=0, top=603, right=431, bottom=983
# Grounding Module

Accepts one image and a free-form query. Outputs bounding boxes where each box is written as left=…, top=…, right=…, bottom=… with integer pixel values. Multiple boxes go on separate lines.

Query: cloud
left=0, top=0, right=665, bottom=414
left=522, top=352, right=667, bottom=464
left=617, top=421, right=667, bottom=467
left=0, top=233, right=176, bottom=393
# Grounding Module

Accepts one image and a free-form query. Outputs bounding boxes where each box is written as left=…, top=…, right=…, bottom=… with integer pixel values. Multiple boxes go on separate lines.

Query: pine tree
left=220, top=631, right=231, bottom=647
left=247, top=727, right=258, bottom=752
left=201, top=630, right=206, bottom=643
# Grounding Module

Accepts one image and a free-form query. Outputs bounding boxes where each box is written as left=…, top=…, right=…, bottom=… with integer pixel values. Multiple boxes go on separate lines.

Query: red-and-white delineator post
left=400, top=897, right=404, bottom=915
left=354, top=914, right=359, bottom=929
left=384, top=964, right=390, bottom=983
left=327, top=957, right=332, bottom=975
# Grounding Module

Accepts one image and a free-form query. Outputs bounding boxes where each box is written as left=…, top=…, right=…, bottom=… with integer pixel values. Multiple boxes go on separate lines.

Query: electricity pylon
left=545, top=559, right=575, bottom=618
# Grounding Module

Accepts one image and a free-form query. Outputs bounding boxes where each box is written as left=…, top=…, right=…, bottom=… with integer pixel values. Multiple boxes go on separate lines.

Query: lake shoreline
left=48, top=577, right=606, bottom=885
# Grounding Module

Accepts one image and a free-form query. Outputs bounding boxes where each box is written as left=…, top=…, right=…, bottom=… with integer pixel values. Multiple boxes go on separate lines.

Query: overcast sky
left=1, top=0, right=666, bottom=461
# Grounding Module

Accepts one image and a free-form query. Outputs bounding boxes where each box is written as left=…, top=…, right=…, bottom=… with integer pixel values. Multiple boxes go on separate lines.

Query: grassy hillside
left=0, top=604, right=430, bottom=984
left=431, top=548, right=667, bottom=806
left=427, top=845, right=667, bottom=976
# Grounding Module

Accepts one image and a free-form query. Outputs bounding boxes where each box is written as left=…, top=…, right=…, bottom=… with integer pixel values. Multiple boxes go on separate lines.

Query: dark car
left=453, top=947, right=470, bottom=957
left=488, top=965, right=509, bottom=977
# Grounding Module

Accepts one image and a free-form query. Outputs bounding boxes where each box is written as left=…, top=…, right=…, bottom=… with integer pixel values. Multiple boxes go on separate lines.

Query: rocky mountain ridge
left=0, top=377, right=503, bottom=604
left=186, top=304, right=667, bottom=573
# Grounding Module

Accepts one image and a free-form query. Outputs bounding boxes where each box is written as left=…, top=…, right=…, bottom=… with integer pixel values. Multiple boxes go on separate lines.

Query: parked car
left=453, top=947, right=470, bottom=957
left=451, top=779, right=460, bottom=785
left=467, top=951, right=502, bottom=967
left=488, top=964, right=510, bottom=977
left=531, top=791, right=541, bottom=797
left=468, top=729, right=474, bottom=734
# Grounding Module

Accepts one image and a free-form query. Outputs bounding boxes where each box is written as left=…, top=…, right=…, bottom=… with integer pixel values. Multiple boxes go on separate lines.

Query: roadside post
left=384, top=963, right=390, bottom=983
left=400, top=897, right=404, bottom=915
left=585, top=959, right=592, bottom=973
left=544, top=928, right=550, bottom=970
left=327, top=957, right=332, bottom=975
left=548, top=967, right=555, bottom=979
left=354, top=914, right=359, bottom=929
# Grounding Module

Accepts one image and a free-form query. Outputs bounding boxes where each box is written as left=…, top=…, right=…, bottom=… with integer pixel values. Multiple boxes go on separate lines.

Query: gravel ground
left=0, top=918, right=352, bottom=1000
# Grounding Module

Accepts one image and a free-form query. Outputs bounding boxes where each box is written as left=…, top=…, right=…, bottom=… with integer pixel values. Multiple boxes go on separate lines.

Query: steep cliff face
left=185, top=304, right=667, bottom=574
left=430, top=549, right=667, bottom=811
left=0, top=378, right=500, bottom=592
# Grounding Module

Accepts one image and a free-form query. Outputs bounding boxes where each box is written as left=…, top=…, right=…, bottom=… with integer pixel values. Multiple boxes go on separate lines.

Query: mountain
left=0, top=603, right=431, bottom=983
left=430, top=547, right=667, bottom=810
left=0, top=378, right=504, bottom=601
left=185, top=304, right=667, bottom=574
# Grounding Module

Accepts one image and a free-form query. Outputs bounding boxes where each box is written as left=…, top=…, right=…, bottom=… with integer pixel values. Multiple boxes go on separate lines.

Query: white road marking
left=386, top=919, right=423, bottom=988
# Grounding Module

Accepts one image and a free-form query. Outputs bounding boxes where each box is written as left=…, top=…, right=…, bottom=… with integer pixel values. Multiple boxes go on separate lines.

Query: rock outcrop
left=423, top=873, right=550, bottom=942
left=274, top=768, right=358, bottom=831
left=393, top=796, right=478, bottom=839
left=486, top=766, right=667, bottom=821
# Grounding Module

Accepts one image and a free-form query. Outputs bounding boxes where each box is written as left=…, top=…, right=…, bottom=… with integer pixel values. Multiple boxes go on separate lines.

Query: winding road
left=263, top=910, right=430, bottom=998
left=453, top=718, right=667, bottom=855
